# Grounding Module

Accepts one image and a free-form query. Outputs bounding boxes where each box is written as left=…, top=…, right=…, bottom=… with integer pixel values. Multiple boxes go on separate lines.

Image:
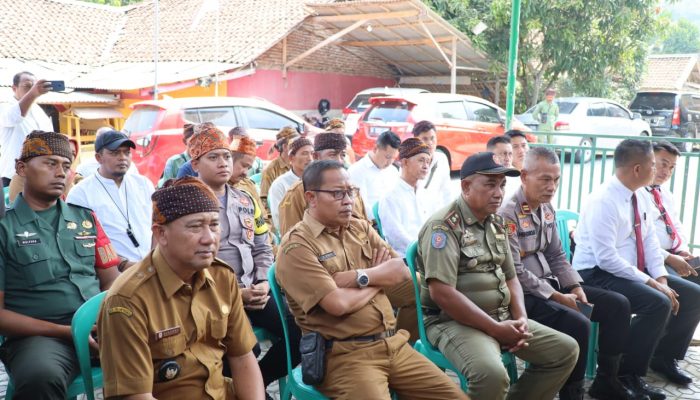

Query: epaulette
left=444, top=209, right=461, bottom=230
left=112, top=260, right=156, bottom=298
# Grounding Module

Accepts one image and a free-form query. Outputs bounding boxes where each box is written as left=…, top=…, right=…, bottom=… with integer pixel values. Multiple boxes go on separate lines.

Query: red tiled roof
left=640, top=54, right=700, bottom=90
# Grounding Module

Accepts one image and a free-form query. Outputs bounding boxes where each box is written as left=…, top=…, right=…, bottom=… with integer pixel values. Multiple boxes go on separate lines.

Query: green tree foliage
left=657, top=18, right=700, bottom=54
left=426, top=0, right=667, bottom=111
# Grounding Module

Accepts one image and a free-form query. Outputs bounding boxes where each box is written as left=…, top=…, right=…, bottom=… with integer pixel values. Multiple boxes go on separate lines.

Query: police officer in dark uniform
left=0, top=131, right=120, bottom=400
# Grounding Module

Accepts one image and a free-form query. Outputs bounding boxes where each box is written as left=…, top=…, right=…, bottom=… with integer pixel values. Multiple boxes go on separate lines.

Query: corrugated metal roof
left=640, top=54, right=700, bottom=91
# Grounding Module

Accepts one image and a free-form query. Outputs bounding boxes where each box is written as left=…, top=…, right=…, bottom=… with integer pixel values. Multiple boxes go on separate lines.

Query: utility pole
left=505, top=0, right=522, bottom=130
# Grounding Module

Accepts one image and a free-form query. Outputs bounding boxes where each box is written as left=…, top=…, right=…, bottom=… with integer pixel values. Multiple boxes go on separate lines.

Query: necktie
left=631, top=193, right=646, bottom=272
left=650, top=186, right=682, bottom=253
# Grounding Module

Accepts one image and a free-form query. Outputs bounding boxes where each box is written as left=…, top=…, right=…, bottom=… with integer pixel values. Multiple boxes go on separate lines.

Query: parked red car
left=123, top=97, right=319, bottom=184
left=352, top=93, right=534, bottom=171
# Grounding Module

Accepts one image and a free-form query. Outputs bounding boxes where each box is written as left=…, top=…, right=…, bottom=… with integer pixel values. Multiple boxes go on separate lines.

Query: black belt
left=334, top=329, right=396, bottom=343
left=422, top=307, right=441, bottom=316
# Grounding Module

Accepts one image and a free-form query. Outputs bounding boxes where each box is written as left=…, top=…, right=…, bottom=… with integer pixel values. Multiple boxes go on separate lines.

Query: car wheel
left=573, top=138, right=593, bottom=163
left=640, top=131, right=650, bottom=137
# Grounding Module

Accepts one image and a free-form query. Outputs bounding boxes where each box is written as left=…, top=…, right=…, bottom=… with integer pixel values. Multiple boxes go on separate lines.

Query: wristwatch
left=356, top=269, right=370, bottom=288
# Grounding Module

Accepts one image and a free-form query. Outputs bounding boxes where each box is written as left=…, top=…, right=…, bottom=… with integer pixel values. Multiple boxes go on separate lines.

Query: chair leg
left=585, top=322, right=599, bottom=379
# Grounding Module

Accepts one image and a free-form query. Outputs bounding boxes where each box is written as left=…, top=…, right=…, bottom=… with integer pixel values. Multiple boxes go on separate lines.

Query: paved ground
left=3, top=333, right=700, bottom=399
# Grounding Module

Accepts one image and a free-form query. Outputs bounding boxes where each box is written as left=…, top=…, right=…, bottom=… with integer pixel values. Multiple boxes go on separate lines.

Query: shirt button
left=32, top=254, right=38, bottom=260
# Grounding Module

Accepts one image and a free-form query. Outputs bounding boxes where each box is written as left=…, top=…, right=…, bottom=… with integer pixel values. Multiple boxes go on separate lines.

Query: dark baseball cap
left=460, top=151, right=520, bottom=179
left=94, top=130, right=135, bottom=152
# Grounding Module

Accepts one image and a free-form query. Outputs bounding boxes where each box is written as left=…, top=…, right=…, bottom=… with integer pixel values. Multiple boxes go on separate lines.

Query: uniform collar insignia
left=520, top=202, right=531, bottom=214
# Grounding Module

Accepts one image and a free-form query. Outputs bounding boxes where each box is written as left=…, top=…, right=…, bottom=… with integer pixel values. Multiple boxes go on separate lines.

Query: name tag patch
left=155, top=326, right=181, bottom=341
left=518, top=230, right=537, bottom=238
left=16, top=238, right=41, bottom=246
left=318, top=252, right=336, bottom=262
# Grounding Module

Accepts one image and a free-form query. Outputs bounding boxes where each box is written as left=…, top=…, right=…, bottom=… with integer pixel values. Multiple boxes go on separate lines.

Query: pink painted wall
left=226, top=69, right=396, bottom=112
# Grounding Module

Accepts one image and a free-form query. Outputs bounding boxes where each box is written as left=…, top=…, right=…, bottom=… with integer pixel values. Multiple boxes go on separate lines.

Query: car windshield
left=348, top=94, right=385, bottom=113
left=363, top=101, right=411, bottom=122
left=123, top=106, right=160, bottom=135
left=184, top=106, right=238, bottom=126
left=630, top=93, right=676, bottom=111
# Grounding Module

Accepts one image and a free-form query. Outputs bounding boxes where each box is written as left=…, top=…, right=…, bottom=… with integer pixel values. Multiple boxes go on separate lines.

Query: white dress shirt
left=417, top=151, right=453, bottom=209
left=641, top=185, right=689, bottom=254
left=0, top=99, right=52, bottom=179
left=378, top=178, right=432, bottom=257
left=572, top=175, right=667, bottom=282
left=66, top=170, right=155, bottom=261
left=347, top=152, right=400, bottom=218
left=268, top=169, right=300, bottom=229
left=504, top=176, right=522, bottom=205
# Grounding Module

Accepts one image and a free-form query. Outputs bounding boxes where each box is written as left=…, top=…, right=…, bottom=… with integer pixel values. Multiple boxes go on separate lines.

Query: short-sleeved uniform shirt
left=276, top=212, right=397, bottom=339
left=0, top=195, right=118, bottom=324
left=277, top=180, right=369, bottom=237
left=417, top=196, right=515, bottom=322
left=98, top=248, right=256, bottom=399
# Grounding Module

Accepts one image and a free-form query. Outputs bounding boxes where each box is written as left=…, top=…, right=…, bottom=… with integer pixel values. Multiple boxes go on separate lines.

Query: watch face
left=359, top=275, right=369, bottom=286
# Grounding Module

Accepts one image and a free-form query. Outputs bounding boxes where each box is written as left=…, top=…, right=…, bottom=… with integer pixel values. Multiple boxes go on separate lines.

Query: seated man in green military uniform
left=0, top=130, right=121, bottom=400
left=417, top=152, right=579, bottom=400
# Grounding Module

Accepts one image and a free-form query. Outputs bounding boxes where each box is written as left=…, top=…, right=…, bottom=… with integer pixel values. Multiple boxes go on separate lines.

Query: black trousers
left=224, top=295, right=302, bottom=387
left=580, top=267, right=700, bottom=375
left=525, top=285, right=630, bottom=383
left=0, top=335, right=79, bottom=400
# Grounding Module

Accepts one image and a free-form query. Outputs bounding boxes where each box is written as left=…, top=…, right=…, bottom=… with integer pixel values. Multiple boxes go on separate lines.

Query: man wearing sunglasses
left=276, top=160, right=466, bottom=400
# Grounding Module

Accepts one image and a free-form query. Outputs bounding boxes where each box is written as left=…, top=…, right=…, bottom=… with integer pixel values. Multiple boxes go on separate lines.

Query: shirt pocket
left=209, top=315, right=228, bottom=340
left=15, top=247, right=56, bottom=287
left=150, top=334, right=187, bottom=360
left=460, top=244, right=484, bottom=271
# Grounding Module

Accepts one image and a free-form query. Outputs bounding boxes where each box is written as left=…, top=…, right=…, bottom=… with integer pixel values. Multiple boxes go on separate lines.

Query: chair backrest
left=555, top=209, right=579, bottom=263
left=372, top=202, right=384, bottom=239
left=71, top=291, right=107, bottom=400
left=268, top=265, right=295, bottom=376
left=405, top=241, right=429, bottom=345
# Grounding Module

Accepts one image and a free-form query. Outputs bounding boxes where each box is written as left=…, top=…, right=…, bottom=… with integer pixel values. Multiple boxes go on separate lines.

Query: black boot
left=559, top=379, right=585, bottom=400
left=589, top=354, right=648, bottom=400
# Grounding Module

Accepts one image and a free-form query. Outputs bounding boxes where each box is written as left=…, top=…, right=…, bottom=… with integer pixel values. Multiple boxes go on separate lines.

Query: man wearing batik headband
left=325, top=117, right=356, bottom=163
left=268, top=136, right=314, bottom=229
left=378, top=138, right=433, bottom=257
left=191, top=133, right=301, bottom=396
left=0, top=130, right=120, bottom=400
left=260, top=125, right=299, bottom=204
left=99, top=177, right=265, bottom=400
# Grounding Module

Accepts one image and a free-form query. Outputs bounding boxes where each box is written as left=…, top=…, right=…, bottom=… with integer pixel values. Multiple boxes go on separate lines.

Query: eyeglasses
left=311, top=187, right=360, bottom=200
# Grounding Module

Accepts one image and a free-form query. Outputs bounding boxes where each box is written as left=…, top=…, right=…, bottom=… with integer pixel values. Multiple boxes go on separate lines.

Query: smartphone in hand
left=688, top=256, right=700, bottom=269
left=47, top=80, right=65, bottom=92
left=576, top=301, right=594, bottom=319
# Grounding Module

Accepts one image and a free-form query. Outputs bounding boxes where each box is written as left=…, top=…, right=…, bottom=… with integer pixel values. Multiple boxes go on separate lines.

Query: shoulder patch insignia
left=108, top=306, right=133, bottom=317
left=520, top=202, right=531, bottom=214
left=506, top=220, right=517, bottom=237
left=283, top=243, right=301, bottom=254
left=445, top=211, right=461, bottom=229
left=431, top=231, right=448, bottom=249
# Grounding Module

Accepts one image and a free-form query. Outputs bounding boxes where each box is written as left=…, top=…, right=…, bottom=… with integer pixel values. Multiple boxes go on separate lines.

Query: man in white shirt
left=644, top=141, right=694, bottom=263
left=0, top=71, right=53, bottom=187
left=413, top=121, right=452, bottom=208
left=572, top=139, right=700, bottom=396
left=488, top=135, right=520, bottom=202
left=67, top=131, right=154, bottom=265
left=505, top=129, right=530, bottom=171
left=347, top=130, right=400, bottom=219
left=379, top=138, right=432, bottom=257
left=75, top=126, right=140, bottom=178
left=268, top=137, right=313, bottom=229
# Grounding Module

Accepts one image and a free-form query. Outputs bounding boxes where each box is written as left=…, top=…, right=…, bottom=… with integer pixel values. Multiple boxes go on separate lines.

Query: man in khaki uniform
left=98, top=177, right=265, bottom=400
left=276, top=160, right=467, bottom=400
left=278, top=131, right=367, bottom=236
left=417, top=152, right=578, bottom=400
left=260, top=126, right=298, bottom=204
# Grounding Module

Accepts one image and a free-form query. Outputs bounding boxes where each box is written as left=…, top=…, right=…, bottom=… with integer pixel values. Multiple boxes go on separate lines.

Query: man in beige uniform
left=417, top=152, right=578, bottom=400
left=260, top=126, right=297, bottom=204
left=98, top=177, right=265, bottom=400
left=276, top=160, right=467, bottom=400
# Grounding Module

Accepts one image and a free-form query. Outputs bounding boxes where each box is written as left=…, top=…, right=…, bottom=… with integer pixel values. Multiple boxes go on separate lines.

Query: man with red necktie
left=572, top=139, right=700, bottom=396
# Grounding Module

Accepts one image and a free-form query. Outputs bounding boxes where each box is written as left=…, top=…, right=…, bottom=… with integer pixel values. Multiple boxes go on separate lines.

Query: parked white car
left=517, top=97, right=651, bottom=162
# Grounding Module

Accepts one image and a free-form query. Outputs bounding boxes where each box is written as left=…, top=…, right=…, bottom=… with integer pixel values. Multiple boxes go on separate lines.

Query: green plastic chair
left=405, top=242, right=519, bottom=392
left=4, top=291, right=106, bottom=400
left=268, top=265, right=328, bottom=400
left=555, top=210, right=599, bottom=380
left=252, top=326, right=287, bottom=396
left=372, top=202, right=384, bottom=239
